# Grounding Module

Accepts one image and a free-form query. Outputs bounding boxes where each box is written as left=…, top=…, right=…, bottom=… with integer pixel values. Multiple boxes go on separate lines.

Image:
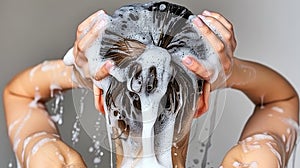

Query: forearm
left=239, top=98, right=298, bottom=165
left=3, top=91, right=59, bottom=164
left=227, top=58, right=298, bottom=106
left=226, top=57, right=299, bottom=164
left=3, top=59, right=75, bottom=164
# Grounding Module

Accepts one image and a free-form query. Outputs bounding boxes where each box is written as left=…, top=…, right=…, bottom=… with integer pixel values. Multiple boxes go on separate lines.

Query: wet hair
left=100, top=1, right=205, bottom=145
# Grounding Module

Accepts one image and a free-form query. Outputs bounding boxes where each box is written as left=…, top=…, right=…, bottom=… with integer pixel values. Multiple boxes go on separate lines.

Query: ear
left=93, top=85, right=105, bottom=115
left=194, top=81, right=211, bottom=118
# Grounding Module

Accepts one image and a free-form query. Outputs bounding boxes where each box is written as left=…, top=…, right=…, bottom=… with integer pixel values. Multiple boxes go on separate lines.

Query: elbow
left=295, top=91, right=299, bottom=122
left=289, top=90, right=299, bottom=124
left=3, top=84, right=10, bottom=104
left=3, top=81, right=13, bottom=102
left=3, top=84, right=12, bottom=114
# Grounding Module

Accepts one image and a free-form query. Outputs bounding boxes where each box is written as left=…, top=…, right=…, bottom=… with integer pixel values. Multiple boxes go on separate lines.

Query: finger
left=182, top=56, right=210, bottom=80
left=193, top=16, right=225, bottom=54
left=74, top=49, right=88, bottom=67
left=202, top=10, right=234, bottom=33
left=202, top=11, right=237, bottom=47
left=65, top=163, right=87, bottom=168
left=193, top=16, right=229, bottom=70
left=55, top=141, right=86, bottom=168
left=77, top=18, right=107, bottom=53
left=199, top=15, right=236, bottom=51
left=73, top=42, right=88, bottom=68
left=65, top=152, right=86, bottom=168
left=200, top=15, right=235, bottom=46
left=76, top=10, right=105, bottom=39
left=93, top=86, right=105, bottom=115
left=94, top=60, right=114, bottom=81
left=93, top=84, right=102, bottom=96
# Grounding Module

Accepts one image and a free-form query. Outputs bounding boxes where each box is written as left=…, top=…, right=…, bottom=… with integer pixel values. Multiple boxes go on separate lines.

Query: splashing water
left=71, top=89, right=107, bottom=167
left=50, top=85, right=64, bottom=125
left=71, top=89, right=89, bottom=145
left=186, top=89, right=227, bottom=168
left=8, top=162, right=13, bottom=168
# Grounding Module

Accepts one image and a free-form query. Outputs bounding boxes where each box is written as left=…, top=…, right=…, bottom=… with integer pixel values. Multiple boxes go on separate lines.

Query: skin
left=3, top=10, right=299, bottom=168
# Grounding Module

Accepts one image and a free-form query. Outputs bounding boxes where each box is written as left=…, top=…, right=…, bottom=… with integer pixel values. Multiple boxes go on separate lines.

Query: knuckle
left=187, top=61, right=200, bottom=73
left=74, top=56, right=80, bottom=66
left=92, top=30, right=99, bottom=38
left=76, top=32, right=81, bottom=39
left=77, top=41, right=85, bottom=52
left=214, top=13, right=222, bottom=20
left=216, top=42, right=225, bottom=52
left=77, top=24, right=85, bottom=32
left=73, top=42, right=78, bottom=52
left=223, top=61, right=232, bottom=72
left=75, top=56, right=84, bottom=67
left=192, top=64, right=201, bottom=73
left=223, top=32, right=232, bottom=41
left=202, top=26, right=212, bottom=35
left=95, top=72, right=105, bottom=80
left=192, top=64, right=206, bottom=77
left=205, top=16, right=214, bottom=23
left=233, top=39, right=237, bottom=47
left=227, top=23, right=233, bottom=31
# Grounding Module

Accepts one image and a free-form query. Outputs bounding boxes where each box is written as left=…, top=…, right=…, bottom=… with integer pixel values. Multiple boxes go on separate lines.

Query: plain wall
left=1, top=0, right=299, bottom=167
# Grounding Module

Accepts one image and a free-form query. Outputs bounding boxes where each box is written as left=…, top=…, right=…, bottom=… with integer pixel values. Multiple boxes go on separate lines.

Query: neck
left=115, top=131, right=190, bottom=168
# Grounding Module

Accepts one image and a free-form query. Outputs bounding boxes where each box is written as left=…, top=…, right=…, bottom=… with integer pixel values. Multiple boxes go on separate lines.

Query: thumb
left=64, top=151, right=86, bottom=168
left=94, top=60, right=114, bottom=81
left=56, top=141, right=87, bottom=168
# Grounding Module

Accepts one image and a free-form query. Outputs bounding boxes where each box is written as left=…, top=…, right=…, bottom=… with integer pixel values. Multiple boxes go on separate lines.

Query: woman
left=3, top=1, right=299, bottom=168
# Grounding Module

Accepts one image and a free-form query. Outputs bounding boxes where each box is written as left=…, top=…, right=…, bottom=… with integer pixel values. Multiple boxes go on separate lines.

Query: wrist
left=225, top=57, right=239, bottom=88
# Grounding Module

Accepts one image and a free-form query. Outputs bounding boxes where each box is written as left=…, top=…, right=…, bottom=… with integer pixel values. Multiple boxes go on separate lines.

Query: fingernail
left=97, top=10, right=105, bottom=15
left=198, top=15, right=208, bottom=22
left=202, top=10, right=211, bottom=16
left=105, top=60, right=115, bottom=71
left=183, top=56, right=193, bottom=65
left=193, top=17, right=204, bottom=27
left=96, top=10, right=106, bottom=18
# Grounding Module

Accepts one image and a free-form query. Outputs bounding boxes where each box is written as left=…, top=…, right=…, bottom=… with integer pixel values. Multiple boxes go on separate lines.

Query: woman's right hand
left=23, top=134, right=86, bottom=168
left=65, top=10, right=114, bottom=81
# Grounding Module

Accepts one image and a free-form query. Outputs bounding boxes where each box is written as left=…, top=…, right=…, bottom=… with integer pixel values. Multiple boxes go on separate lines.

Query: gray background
left=1, top=0, right=299, bottom=167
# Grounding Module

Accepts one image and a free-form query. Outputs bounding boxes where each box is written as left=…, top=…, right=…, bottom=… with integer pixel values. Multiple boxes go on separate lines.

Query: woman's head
left=74, top=0, right=214, bottom=165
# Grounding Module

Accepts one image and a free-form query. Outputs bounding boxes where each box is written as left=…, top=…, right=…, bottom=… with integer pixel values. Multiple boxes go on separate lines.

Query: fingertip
left=97, top=10, right=105, bottom=15
left=202, top=10, right=212, bottom=16
left=198, top=14, right=210, bottom=24
left=192, top=17, right=204, bottom=28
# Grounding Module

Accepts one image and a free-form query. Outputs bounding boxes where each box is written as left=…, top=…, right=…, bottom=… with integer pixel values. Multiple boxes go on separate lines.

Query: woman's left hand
left=182, top=10, right=237, bottom=88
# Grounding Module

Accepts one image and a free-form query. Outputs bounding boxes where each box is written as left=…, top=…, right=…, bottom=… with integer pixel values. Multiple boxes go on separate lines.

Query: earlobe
left=93, top=85, right=105, bottom=115
left=194, top=82, right=211, bottom=118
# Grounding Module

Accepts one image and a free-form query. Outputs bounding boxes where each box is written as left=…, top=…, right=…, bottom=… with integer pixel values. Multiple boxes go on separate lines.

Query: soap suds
left=63, top=1, right=226, bottom=167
